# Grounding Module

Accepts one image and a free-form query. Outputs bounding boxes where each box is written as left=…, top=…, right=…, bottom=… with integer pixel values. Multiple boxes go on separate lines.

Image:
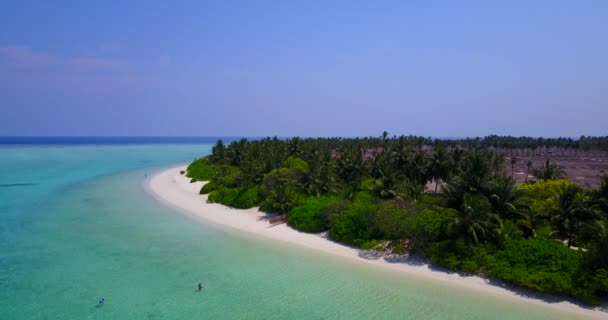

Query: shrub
left=180, top=170, right=185, bottom=175
left=186, top=158, right=216, bottom=180
left=261, top=168, right=304, bottom=197
left=200, top=182, right=217, bottom=194
left=519, top=179, right=578, bottom=216
left=208, top=187, right=238, bottom=204
left=207, top=188, right=220, bottom=202
left=408, top=207, right=458, bottom=254
left=213, top=165, right=241, bottom=188
left=569, top=269, right=608, bottom=304
left=282, top=157, right=309, bottom=171
left=234, top=187, right=261, bottom=208
left=417, top=193, right=442, bottom=206
left=487, top=239, right=583, bottom=296
left=329, top=192, right=377, bottom=246
left=208, top=186, right=261, bottom=209
left=259, top=186, right=302, bottom=214
left=288, top=195, right=340, bottom=233
left=429, top=238, right=493, bottom=273
left=369, top=199, right=410, bottom=239
left=501, top=220, right=524, bottom=241
left=534, top=224, right=553, bottom=239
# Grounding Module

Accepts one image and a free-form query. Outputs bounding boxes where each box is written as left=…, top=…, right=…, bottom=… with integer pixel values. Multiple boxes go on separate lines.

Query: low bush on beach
left=328, top=192, right=378, bottom=246
left=288, top=195, right=340, bottom=233
left=208, top=186, right=261, bottom=209
left=200, top=182, right=217, bottom=194
left=236, top=187, right=262, bottom=208
left=187, top=157, right=216, bottom=181
left=428, top=238, right=494, bottom=273
left=368, top=200, right=410, bottom=239
left=407, top=207, right=458, bottom=255
left=428, top=238, right=605, bottom=303
left=207, top=186, right=231, bottom=203
left=487, top=239, right=583, bottom=296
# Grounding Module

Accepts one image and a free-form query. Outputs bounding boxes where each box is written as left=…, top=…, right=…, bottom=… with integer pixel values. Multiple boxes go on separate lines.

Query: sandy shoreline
left=147, top=165, right=606, bottom=319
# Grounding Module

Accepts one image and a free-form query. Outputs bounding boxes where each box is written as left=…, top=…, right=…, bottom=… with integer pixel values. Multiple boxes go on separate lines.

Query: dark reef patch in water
left=0, top=183, right=37, bottom=187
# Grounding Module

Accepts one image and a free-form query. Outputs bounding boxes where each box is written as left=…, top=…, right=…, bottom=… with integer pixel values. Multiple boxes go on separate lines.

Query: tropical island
left=182, top=134, right=608, bottom=305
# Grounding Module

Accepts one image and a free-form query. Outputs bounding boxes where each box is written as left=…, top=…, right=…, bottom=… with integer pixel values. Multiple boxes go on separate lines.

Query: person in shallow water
left=98, top=298, right=104, bottom=305
left=198, top=283, right=203, bottom=291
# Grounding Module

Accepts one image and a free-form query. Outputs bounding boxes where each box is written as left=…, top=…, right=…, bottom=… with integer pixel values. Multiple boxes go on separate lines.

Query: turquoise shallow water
left=0, top=144, right=594, bottom=319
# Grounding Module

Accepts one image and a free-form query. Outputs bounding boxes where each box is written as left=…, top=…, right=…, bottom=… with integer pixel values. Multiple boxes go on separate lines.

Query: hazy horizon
left=0, top=135, right=602, bottom=142
left=1, top=1, right=607, bottom=137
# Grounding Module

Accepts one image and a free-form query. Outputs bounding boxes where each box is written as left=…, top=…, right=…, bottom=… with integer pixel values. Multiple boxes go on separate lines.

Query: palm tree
left=599, top=175, right=608, bottom=199
left=593, top=175, right=608, bottom=215
left=510, top=157, right=518, bottom=178
left=382, top=131, right=389, bottom=141
left=371, top=167, right=404, bottom=199
left=402, top=150, right=429, bottom=188
left=486, top=177, right=533, bottom=237
left=240, top=148, right=266, bottom=185
left=490, top=152, right=505, bottom=177
left=265, top=185, right=299, bottom=214
left=429, top=146, right=450, bottom=192
left=288, top=137, right=303, bottom=158
left=211, top=139, right=226, bottom=162
left=444, top=153, right=493, bottom=209
left=303, top=152, right=336, bottom=197
left=336, top=148, right=367, bottom=188
left=524, top=159, right=533, bottom=183
left=533, top=159, right=566, bottom=180
left=588, top=221, right=608, bottom=269
left=445, top=193, right=502, bottom=244
left=227, top=138, right=247, bottom=166
left=446, top=147, right=467, bottom=183
left=549, top=183, right=598, bottom=247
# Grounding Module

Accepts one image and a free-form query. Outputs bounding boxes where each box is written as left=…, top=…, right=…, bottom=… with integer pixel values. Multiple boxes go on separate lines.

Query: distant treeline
left=221, top=134, right=608, bottom=151
left=444, top=135, right=608, bottom=151
left=186, top=134, right=608, bottom=304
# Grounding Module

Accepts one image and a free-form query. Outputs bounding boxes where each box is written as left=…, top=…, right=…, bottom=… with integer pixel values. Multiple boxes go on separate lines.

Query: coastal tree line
left=186, top=135, right=608, bottom=304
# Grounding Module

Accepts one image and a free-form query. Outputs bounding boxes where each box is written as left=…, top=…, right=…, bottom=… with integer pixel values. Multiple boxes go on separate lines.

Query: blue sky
left=1, top=1, right=607, bottom=137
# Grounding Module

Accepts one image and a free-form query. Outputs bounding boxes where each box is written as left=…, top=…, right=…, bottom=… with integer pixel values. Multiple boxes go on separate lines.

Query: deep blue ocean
left=0, top=136, right=237, bottom=145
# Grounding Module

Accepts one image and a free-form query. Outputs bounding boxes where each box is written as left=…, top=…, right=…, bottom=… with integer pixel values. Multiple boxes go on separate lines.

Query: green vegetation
left=186, top=158, right=216, bottom=181
left=488, top=240, right=583, bottom=297
left=207, top=186, right=261, bottom=209
left=199, top=181, right=217, bottom=194
left=188, top=135, right=608, bottom=304
left=329, top=192, right=378, bottom=246
left=288, top=195, right=339, bottom=232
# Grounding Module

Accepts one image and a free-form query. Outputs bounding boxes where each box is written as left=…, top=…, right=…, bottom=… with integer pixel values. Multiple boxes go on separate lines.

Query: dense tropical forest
left=186, top=134, right=608, bottom=304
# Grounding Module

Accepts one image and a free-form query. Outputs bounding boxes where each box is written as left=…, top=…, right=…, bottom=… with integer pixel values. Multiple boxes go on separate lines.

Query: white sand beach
left=148, top=165, right=607, bottom=319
